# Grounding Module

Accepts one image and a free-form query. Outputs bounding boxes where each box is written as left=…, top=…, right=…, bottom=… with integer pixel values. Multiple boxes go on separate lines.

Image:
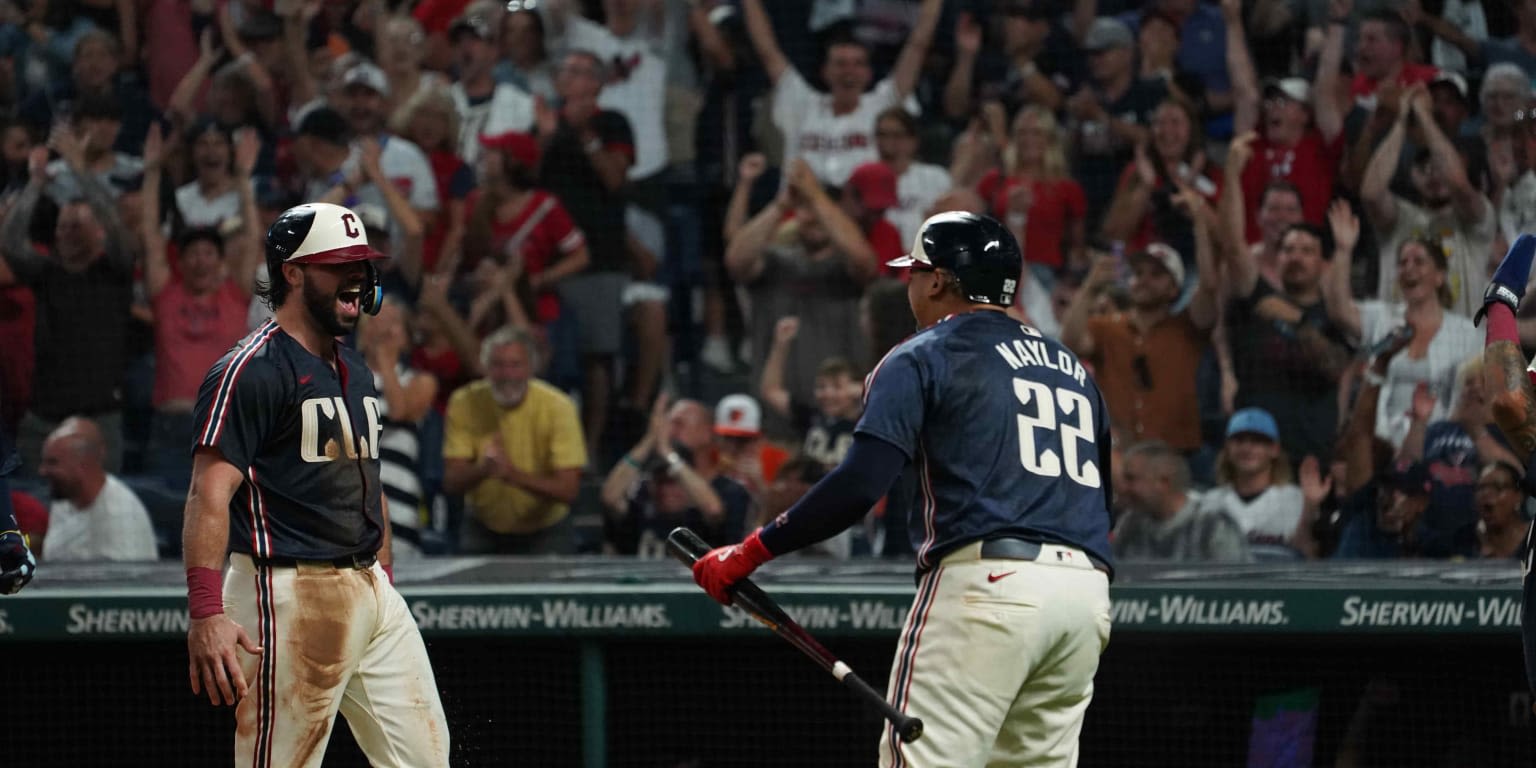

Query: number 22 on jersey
left=1013, top=379, right=1101, bottom=488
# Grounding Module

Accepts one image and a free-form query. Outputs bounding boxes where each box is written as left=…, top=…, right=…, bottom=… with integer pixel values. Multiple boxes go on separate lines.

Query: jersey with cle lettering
left=193, top=319, right=386, bottom=560
left=857, top=311, right=1115, bottom=572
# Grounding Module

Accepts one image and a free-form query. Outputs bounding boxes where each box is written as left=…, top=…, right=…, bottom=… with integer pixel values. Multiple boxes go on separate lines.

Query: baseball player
left=1475, top=234, right=1536, bottom=712
left=0, top=423, right=37, bottom=594
left=183, top=202, right=449, bottom=767
left=693, top=212, right=1115, bottom=767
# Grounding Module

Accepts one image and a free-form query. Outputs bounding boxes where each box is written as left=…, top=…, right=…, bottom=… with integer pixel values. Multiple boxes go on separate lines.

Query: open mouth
left=338, top=286, right=363, bottom=318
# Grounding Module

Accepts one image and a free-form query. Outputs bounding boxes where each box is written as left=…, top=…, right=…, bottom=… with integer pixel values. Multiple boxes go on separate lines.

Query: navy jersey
left=192, top=320, right=386, bottom=560
left=857, top=311, right=1115, bottom=571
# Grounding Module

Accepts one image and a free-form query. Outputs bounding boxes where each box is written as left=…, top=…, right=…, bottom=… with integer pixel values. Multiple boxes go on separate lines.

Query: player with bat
left=691, top=211, right=1115, bottom=767
left=1474, top=233, right=1536, bottom=712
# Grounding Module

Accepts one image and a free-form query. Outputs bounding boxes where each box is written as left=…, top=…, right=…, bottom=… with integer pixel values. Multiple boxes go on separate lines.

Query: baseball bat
left=667, top=527, right=925, bottom=744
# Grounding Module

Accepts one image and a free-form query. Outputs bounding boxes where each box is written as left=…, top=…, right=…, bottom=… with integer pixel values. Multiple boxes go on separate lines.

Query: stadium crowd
left=3, top=0, right=1536, bottom=566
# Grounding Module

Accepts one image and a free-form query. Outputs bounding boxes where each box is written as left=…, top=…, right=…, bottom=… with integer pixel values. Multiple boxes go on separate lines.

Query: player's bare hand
left=773, top=316, right=800, bottom=345
left=188, top=614, right=262, bottom=706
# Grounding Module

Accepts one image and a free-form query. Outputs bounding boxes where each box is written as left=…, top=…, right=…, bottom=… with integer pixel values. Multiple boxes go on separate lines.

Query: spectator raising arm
left=759, top=316, right=799, bottom=418
left=230, top=129, right=264, bottom=297
left=724, top=193, right=786, bottom=285
left=1058, top=256, right=1117, bottom=359
left=51, top=125, right=129, bottom=273
left=1176, top=187, right=1222, bottom=332
left=1220, top=132, right=1261, bottom=296
left=1321, top=199, right=1364, bottom=340
left=943, top=12, right=982, bottom=120
left=0, top=147, right=49, bottom=283
left=738, top=0, right=790, bottom=84
left=1360, top=89, right=1412, bottom=236
left=1224, top=0, right=1261, bottom=137
left=723, top=152, right=767, bottom=245
left=140, top=124, right=171, bottom=300
left=1409, top=85, right=1486, bottom=228
left=786, top=159, right=878, bottom=284
left=1402, top=0, right=1481, bottom=63
left=1313, top=0, right=1349, bottom=145
left=888, top=0, right=943, bottom=99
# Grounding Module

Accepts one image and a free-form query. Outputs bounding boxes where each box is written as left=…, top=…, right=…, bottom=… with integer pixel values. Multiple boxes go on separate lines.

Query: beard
left=301, top=276, right=357, bottom=337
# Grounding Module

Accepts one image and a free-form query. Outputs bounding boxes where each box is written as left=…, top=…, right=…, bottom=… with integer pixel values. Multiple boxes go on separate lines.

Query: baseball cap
left=845, top=162, right=898, bottom=212
left=1263, top=77, right=1312, bottom=105
left=1431, top=71, right=1470, bottom=104
left=1130, top=242, right=1185, bottom=287
left=1225, top=407, right=1279, bottom=441
left=266, top=202, right=387, bottom=265
left=480, top=131, right=541, bottom=170
left=1083, top=18, right=1133, bottom=52
left=342, top=61, right=391, bottom=97
left=714, top=394, right=762, bottom=438
left=1382, top=458, right=1432, bottom=496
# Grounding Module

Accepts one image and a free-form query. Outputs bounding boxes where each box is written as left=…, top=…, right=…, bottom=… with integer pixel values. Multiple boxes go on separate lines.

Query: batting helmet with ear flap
left=886, top=212, right=1023, bottom=306
left=266, top=202, right=389, bottom=314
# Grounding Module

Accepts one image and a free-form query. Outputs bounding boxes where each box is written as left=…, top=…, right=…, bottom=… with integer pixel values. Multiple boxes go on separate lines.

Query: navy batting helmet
left=886, top=212, right=1022, bottom=306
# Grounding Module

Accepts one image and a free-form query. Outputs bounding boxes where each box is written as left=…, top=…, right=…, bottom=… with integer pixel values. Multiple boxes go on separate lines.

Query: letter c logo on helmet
left=885, top=212, right=1024, bottom=307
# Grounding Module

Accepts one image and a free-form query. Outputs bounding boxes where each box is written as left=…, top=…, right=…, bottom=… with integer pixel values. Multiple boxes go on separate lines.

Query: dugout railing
left=3, top=559, right=1533, bottom=766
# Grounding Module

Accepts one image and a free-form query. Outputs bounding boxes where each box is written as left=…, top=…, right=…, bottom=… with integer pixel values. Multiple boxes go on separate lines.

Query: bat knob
left=898, top=717, right=924, bottom=743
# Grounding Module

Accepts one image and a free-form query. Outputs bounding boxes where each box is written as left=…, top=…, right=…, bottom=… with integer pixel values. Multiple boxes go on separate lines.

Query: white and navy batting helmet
left=265, top=202, right=388, bottom=313
left=886, top=212, right=1023, bottom=307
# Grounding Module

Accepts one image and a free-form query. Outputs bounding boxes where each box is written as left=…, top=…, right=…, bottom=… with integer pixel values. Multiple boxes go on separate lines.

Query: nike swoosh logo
left=299, top=374, right=313, bottom=385
left=716, top=549, right=733, bottom=562
left=987, top=571, right=1017, bottom=583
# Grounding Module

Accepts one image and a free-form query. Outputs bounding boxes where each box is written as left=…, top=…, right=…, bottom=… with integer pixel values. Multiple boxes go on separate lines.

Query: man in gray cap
left=1065, top=17, right=1168, bottom=227
left=335, top=60, right=440, bottom=226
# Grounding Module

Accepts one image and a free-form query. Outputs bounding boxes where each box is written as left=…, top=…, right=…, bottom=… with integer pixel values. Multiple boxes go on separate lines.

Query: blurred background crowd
left=4, top=0, right=1536, bottom=568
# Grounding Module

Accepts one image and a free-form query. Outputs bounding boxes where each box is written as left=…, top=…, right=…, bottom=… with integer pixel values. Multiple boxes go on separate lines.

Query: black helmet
left=886, top=212, right=1023, bottom=306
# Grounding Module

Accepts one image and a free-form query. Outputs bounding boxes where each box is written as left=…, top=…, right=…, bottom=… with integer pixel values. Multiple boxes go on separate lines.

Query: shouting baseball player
left=693, top=212, right=1114, bottom=767
left=183, top=202, right=449, bottom=767
left=1475, top=234, right=1536, bottom=712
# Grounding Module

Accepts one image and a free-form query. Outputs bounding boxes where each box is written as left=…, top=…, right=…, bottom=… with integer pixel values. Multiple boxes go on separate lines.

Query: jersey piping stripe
left=887, top=567, right=942, bottom=768
left=861, top=339, right=906, bottom=408
left=248, top=467, right=273, bottom=558
left=200, top=320, right=280, bottom=447
left=913, top=444, right=938, bottom=571
left=254, top=565, right=276, bottom=768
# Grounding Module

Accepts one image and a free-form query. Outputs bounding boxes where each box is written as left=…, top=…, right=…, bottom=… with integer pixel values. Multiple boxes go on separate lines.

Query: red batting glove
left=692, top=529, right=774, bottom=605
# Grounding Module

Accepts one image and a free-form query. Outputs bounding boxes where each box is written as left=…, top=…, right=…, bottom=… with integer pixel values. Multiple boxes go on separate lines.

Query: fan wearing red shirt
left=1222, top=0, right=1344, bottom=243
left=464, top=131, right=591, bottom=327
left=976, top=105, right=1087, bottom=271
left=140, top=124, right=263, bottom=487
left=1347, top=10, right=1438, bottom=105
left=836, top=161, right=905, bottom=274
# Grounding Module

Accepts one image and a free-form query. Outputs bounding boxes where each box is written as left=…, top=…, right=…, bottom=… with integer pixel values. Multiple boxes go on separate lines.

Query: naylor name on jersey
left=300, top=395, right=385, bottom=463
left=993, top=331, right=1089, bottom=388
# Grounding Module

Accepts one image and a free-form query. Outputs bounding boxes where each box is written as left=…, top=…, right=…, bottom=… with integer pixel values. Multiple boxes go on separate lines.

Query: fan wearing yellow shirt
left=442, top=326, right=589, bottom=554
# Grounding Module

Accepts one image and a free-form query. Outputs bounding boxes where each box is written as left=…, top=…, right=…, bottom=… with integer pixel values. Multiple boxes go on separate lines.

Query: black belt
left=980, top=537, right=1112, bottom=575
left=250, top=552, right=378, bottom=570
